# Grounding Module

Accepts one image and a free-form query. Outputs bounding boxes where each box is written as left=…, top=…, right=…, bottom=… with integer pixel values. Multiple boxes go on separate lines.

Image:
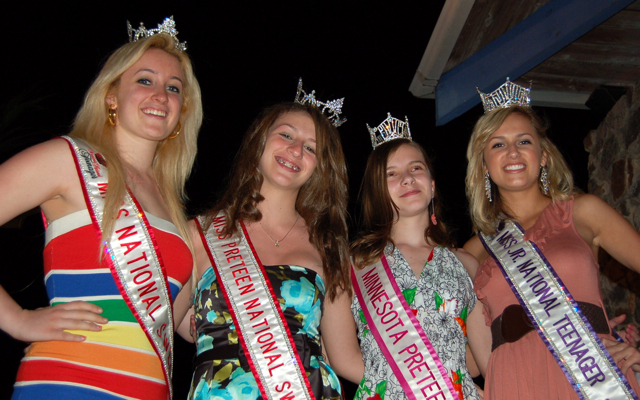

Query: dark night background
left=1, top=2, right=606, bottom=398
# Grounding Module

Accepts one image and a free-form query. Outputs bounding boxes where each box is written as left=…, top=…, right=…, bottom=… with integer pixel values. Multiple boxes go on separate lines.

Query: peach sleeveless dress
left=475, top=198, right=640, bottom=399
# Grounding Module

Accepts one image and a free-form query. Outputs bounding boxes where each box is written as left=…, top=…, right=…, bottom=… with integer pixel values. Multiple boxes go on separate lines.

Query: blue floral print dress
left=189, top=264, right=342, bottom=400
left=351, top=245, right=479, bottom=400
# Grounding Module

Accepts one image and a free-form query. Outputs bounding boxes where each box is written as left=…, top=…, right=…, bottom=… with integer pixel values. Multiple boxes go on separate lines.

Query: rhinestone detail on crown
left=368, top=113, right=412, bottom=149
left=477, top=78, right=531, bottom=113
left=294, top=78, right=346, bottom=127
left=127, top=16, right=187, bottom=52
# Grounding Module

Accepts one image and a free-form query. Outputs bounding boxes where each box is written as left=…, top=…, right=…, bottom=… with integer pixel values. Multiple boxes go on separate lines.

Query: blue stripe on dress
left=45, top=272, right=119, bottom=299
left=12, top=384, right=124, bottom=400
left=46, top=272, right=181, bottom=303
left=168, top=282, right=180, bottom=301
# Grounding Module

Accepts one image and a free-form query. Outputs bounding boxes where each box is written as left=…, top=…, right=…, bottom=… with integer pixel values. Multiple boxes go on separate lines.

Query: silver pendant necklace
left=259, top=214, right=300, bottom=247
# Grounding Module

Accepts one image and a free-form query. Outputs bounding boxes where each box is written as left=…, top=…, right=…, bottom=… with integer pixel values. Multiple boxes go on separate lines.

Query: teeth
left=278, top=158, right=300, bottom=171
left=505, top=164, right=524, bottom=170
left=143, top=109, right=166, bottom=117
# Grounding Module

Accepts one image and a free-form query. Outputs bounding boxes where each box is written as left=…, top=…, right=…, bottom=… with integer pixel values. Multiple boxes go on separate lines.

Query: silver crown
left=294, top=78, right=346, bottom=127
left=368, top=113, right=412, bottom=149
left=477, top=78, right=531, bottom=113
left=127, top=16, right=187, bottom=52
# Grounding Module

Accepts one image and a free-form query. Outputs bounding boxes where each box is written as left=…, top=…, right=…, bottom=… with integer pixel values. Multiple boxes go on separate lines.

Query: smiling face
left=483, top=112, right=548, bottom=195
left=386, top=143, right=435, bottom=219
left=106, top=48, right=185, bottom=142
left=258, top=111, right=317, bottom=194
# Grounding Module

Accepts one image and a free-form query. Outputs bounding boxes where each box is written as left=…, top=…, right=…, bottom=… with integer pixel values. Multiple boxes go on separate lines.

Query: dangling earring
left=540, top=165, right=550, bottom=196
left=168, top=121, right=181, bottom=139
left=430, top=198, right=437, bottom=226
left=108, top=107, right=117, bottom=126
left=484, top=172, right=492, bottom=203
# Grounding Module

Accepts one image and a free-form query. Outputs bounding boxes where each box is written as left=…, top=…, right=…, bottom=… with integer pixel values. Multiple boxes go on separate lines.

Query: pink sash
left=352, top=254, right=459, bottom=400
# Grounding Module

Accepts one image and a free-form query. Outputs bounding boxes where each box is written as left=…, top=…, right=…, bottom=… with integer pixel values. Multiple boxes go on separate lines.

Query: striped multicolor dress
left=12, top=209, right=192, bottom=399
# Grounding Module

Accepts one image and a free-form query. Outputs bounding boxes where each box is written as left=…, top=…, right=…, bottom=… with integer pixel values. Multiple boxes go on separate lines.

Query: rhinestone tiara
left=127, top=16, right=187, bottom=52
left=294, top=78, right=346, bottom=127
left=368, top=113, right=412, bottom=149
left=477, top=78, right=531, bottom=113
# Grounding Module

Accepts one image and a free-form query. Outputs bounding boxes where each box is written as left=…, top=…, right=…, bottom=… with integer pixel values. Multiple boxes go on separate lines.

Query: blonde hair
left=69, top=33, right=203, bottom=257
left=465, top=106, right=574, bottom=235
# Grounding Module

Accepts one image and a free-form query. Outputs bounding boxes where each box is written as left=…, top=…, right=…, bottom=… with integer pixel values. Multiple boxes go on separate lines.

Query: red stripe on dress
left=16, top=358, right=166, bottom=398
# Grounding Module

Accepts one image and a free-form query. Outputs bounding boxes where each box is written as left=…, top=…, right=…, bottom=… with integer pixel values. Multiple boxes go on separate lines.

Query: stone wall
left=584, top=84, right=640, bottom=326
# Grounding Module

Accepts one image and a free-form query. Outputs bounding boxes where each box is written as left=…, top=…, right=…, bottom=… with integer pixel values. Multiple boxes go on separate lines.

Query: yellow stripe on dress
left=66, top=323, right=154, bottom=352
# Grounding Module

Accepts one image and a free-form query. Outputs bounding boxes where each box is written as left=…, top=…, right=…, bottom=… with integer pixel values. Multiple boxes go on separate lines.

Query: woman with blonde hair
left=464, top=80, right=640, bottom=399
left=0, top=17, right=202, bottom=399
left=182, top=81, right=349, bottom=400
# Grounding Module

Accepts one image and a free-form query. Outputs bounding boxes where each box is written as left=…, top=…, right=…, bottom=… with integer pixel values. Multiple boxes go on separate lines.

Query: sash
left=62, top=136, right=175, bottom=398
left=196, top=213, right=315, bottom=400
left=352, top=254, right=460, bottom=400
left=480, top=220, right=638, bottom=400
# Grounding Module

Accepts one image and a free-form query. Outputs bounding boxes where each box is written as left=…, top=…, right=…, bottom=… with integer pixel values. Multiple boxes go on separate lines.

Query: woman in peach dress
left=464, top=87, right=640, bottom=399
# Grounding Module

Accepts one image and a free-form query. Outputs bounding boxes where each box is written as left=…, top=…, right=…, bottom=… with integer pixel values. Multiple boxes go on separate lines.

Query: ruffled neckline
left=474, top=198, right=573, bottom=299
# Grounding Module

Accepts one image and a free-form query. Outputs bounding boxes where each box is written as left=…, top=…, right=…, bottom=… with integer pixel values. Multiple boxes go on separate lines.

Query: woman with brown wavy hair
left=464, top=80, right=640, bottom=399
left=323, top=114, right=484, bottom=400
left=0, top=17, right=202, bottom=399
left=182, top=98, right=350, bottom=399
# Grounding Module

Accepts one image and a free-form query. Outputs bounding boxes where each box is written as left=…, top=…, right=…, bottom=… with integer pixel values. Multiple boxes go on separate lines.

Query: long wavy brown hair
left=202, top=102, right=350, bottom=300
left=351, top=139, right=455, bottom=270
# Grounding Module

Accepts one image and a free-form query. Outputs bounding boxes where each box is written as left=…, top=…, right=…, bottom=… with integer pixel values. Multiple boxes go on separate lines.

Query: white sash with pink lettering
left=62, top=136, right=175, bottom=398
left=481, top=220, right=638, bottom=400
left=197, top=213, right=315, bottom=400
left=352, top=255, right=460, bottom=400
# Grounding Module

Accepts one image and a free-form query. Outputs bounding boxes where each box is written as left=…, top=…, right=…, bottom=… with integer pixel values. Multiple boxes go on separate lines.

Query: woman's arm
left=176, top=219, right=210, bottom=343
left=466, top=301, right=492, bottom=377
left=0, top=139, right=106, bottom=341
left=574, top=194, right=640, bottom=274
left=451, top=247, right=492, bottom=376
left=463, top=235, right=489, bottom=268
left=176, top=307, right=195, bottom=343
left=573, top=195, right=640, bottom=372
left=322, top=288, right=364, bottom=383
left=173, top=277, right=193, bottom=343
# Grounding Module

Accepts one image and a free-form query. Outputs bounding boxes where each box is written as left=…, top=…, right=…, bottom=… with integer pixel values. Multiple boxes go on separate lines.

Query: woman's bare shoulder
left=449, top=247, right=480, bottom=278
left=463, top=235, right=489, bottom=265
left=0, top=138, right=79, bottom=225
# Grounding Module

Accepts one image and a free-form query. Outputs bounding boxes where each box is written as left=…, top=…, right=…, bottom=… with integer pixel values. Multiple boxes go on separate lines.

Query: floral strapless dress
left=188, top=264, right=342, bottom=400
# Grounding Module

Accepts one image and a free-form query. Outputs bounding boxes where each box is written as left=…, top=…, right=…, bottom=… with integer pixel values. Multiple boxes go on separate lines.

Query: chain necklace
left=259, top=214, right=300, bottom=247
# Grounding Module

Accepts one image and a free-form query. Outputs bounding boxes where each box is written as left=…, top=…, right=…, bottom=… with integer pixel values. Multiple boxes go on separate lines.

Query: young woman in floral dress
left=181, top=101, right=350, bottom=400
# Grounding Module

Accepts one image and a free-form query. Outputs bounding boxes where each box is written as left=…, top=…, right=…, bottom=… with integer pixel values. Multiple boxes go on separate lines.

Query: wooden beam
left=433, top=0, right=635, bottom=125
left=531, top=90, right=590, bottom=109
left=409, top=0, right=475, bottom=98
left=444, top=0, right=551, bottom=73
left=529, top=60, right=640, bottom=84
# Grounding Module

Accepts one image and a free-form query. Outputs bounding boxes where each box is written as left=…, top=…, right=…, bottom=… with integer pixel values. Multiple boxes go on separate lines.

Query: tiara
left=477, top=78, right=531, bottom=113
left=127, top=16, right=187, bottom=52
left=294, top=78, right=346, bottom=127
left=367, top=113, right=412, bottom=149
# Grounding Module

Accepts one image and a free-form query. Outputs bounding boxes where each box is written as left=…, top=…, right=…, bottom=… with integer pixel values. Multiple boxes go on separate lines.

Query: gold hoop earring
left=168, top=121, right=181, bottom=139
left=108, top=107, right=117, bottom=126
